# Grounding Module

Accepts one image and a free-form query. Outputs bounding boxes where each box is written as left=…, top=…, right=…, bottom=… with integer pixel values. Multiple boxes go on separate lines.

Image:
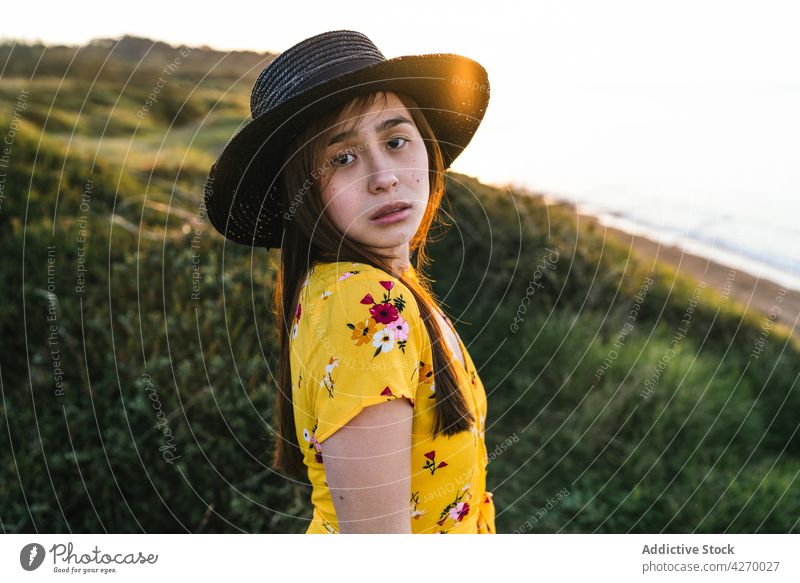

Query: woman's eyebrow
left=328, top=116, right=414, bottom=146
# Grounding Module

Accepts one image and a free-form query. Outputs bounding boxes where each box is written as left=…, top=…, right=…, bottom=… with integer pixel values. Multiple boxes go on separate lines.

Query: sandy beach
left=541, top=199, right=800, bottom=340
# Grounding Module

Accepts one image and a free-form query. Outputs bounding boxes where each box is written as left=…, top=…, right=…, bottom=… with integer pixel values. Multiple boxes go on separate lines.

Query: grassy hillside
left=1, top=36, right=798, bottom=534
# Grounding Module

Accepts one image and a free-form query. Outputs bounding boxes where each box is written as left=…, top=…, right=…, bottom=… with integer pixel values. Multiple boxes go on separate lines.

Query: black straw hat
left=203, top=30, right=490, bottom=249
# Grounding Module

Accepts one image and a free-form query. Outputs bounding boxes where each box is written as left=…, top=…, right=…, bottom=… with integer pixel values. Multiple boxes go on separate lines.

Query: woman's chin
left=358, top=225, right=417, bottom=245
left=358, top=234, right=413, bottom=252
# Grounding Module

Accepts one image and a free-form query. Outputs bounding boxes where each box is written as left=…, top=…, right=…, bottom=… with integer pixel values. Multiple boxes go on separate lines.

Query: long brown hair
left=271, top=91, right=474, bottom=480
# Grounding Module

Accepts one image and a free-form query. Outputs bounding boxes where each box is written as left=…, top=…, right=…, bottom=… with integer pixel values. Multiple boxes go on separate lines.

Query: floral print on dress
left=449, top=501, right=470, bottom=522
left=470, top=421, right=479, bottom=445
left=349, top=317, right=377, bottom=346
left=418, top=360, right=434, bottom=381
left=291, top=302, right=302, bottom=341
left=302, top=422, right=323, bottom=464
left=386, top=316, right=409, bottom=341
left=345, top=279, right=410, bottom=357
left=436, top=485, right=472, bottom=533
left=410, top=490, right=426, bottom=520
left=320, top=356, right=339, bottom=398
left=369, top=297, right=398, bottom=324
left=417, top=360, right=435, bottom=399
left=423, top=450, right=448, bottom=475
left=381, top=385, right=410, bottom=402
left=372, top=326, right=397, bottom=354
left=338, top=269, right=360, bottom=281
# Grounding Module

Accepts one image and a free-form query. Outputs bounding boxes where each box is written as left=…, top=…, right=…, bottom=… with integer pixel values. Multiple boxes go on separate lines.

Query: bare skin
left=320, top=398, right=414, bottom=534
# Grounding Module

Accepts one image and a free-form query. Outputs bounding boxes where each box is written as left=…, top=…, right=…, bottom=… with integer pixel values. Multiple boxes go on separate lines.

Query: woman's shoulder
left=300, top=260, right=423, bottom=339
left=304, top=261, right=417, bottom=303
left=303, top=260, right=372, bottom=289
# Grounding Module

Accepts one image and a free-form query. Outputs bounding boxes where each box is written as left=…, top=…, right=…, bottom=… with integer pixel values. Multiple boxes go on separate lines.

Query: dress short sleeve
left=308, top=265, right=424, bottom=444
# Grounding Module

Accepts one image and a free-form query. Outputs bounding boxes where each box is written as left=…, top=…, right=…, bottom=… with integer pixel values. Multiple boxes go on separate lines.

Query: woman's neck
left=312, top=248, right=415, bottom=278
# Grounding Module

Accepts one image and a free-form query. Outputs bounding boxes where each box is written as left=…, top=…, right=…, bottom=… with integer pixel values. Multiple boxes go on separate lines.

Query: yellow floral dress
left=289, top=260, right=496, bottom=534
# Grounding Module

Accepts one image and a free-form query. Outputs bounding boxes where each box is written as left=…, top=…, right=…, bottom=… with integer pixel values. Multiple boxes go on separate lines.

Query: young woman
left=204, top=30, right=494, bottom=534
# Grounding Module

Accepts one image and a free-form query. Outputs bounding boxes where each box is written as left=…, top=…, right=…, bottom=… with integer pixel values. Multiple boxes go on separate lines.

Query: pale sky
left=7, top=0, right=798, bottom=84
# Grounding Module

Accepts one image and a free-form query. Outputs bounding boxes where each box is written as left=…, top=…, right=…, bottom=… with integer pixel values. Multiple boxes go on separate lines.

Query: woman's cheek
left=334, top=198, right=364, bottom=233
left=323, top=187, right=345, bottom=231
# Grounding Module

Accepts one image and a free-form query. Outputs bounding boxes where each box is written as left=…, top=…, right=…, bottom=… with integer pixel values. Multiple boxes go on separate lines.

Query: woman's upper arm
left=319, top=397, right=414, bottom=534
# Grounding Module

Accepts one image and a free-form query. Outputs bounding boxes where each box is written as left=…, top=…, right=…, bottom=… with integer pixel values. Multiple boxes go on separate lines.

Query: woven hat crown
left=249, top=30, right=387, bottom=118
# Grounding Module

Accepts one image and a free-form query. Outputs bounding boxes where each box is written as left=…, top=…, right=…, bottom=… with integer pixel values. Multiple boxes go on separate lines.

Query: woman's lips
left=369, top=206, right=412, bottom=225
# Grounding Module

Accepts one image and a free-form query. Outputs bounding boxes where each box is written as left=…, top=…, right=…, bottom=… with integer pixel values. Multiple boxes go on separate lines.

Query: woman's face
left=318, top=92, right=430, bottom=260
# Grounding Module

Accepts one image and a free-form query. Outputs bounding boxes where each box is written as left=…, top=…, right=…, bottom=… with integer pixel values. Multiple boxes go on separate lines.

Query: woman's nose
left=366, top=147, right=399, bottom=193
left=368, top=169, right=399, bottom=193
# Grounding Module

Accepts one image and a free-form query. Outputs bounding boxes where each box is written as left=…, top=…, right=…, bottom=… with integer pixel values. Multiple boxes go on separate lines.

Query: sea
left=463, top=83, right=800, bottom=291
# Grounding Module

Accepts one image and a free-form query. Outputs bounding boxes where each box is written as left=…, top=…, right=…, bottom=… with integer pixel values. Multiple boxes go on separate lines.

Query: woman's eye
left=387, top=137, right=408, bottom=150
left=330, top=151, right=356, bottom=166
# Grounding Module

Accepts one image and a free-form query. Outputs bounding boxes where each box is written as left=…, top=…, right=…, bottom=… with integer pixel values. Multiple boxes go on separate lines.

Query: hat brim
left=204, top=53, right=490, bottom=248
